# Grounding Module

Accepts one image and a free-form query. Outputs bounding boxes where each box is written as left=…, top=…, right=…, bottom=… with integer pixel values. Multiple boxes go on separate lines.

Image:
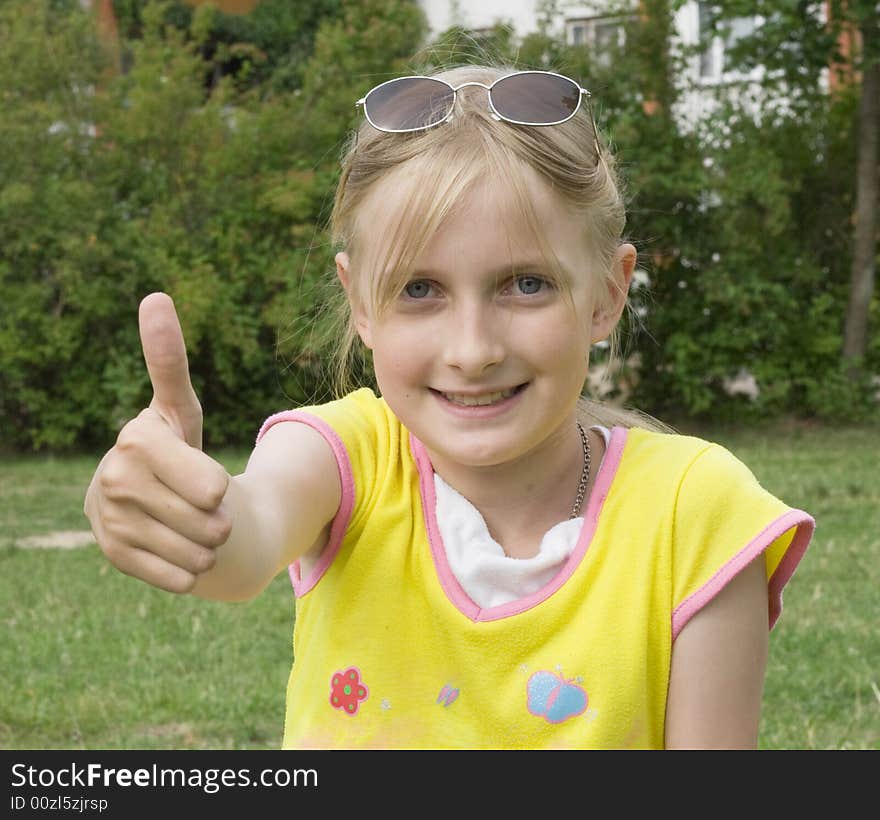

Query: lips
left=433, top=384, right=527, bottom=407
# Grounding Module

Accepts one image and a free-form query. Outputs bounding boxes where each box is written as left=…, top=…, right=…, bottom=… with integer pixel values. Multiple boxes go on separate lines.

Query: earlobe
left=591, top=310, right=616, bottom=345
left=357, top=315, right=374, bottom=350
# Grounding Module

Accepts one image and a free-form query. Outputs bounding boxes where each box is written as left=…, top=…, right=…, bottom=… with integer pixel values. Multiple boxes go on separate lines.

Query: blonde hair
left=326, top=62, right=672, bottom=433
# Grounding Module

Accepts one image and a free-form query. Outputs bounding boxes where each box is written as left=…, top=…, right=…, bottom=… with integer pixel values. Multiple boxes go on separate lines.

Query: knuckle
left=115, top=420, right=145, bottom=453
left=206, top=511, right=233, bottom=548
left=167, top=571, right=197, bottom=595
left=97, top=458, right=122, bottom=491
left=194, top=547, right=217, bottom=574
left=100, top=507, right=127, bottom=540
left=98, top=451, right=140, bottom=503
left=99, top=537, right=127, bottom=567
left=99, top=472, right=129, bottom=503
left=203, top=470, right=229, bottom=509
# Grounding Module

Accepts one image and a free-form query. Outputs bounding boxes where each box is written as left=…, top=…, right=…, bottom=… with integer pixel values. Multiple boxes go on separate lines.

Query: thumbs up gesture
left=140, top=292, right=204, bottom=449
left=84, top=293, right=232, bottom=593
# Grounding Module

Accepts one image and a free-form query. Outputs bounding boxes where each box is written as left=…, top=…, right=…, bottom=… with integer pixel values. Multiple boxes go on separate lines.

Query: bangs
left=351, top=138, right=579, bottom=316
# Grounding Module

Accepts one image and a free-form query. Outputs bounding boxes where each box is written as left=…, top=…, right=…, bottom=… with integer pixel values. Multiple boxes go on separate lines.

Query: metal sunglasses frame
left=355, top=70, right=601, bottom=155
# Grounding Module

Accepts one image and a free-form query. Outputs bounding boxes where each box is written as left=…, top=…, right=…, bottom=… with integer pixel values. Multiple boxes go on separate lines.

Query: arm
left=190, top=420, right=341, bottom=602
left=664, top=556, right=769, bottom=749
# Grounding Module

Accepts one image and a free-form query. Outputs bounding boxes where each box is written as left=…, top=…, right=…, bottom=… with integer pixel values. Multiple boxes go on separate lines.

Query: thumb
left=138, top=292, right=203, bottom=449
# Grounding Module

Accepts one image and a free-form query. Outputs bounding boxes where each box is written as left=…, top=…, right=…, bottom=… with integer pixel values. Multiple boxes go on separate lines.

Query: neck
left=425, top=418, right=598, bottom=559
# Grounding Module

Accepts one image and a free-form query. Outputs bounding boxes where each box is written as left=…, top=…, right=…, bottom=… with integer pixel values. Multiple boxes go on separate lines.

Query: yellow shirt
left=257, top=389, right=814, bottom=749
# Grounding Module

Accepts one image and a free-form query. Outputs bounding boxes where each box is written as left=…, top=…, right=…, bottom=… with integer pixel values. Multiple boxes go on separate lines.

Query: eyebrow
left=411, top=260, right=572, bottom=279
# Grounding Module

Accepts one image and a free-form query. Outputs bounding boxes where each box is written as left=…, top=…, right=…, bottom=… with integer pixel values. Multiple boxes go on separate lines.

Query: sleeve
left=671, top=443, right=815, bottom=640
left=254, top=388, right=389, bottom=595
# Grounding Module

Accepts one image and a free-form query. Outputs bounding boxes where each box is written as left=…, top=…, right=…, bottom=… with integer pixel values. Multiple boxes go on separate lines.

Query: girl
left=84, top=63, right=815, bottom=749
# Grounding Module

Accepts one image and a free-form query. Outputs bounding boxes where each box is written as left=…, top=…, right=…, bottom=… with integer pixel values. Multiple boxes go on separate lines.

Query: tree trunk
left=842, top=32, right=879, bottom=374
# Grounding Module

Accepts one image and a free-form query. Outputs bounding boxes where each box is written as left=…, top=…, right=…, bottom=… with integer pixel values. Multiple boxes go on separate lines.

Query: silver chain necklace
left=570, top=422, right=592, bottom=519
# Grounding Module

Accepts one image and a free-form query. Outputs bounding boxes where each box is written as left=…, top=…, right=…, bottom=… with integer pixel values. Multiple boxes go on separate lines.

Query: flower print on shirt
left=330, top=667, right=369, bottom=715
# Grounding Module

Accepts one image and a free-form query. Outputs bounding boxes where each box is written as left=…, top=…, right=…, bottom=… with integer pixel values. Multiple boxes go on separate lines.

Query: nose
left=441, top=301, right=505, bottom=376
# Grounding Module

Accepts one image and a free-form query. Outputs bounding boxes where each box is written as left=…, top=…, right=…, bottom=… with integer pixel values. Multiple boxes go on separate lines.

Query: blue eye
left=516, top=276, right=546, bottom=295
left=403, top=280, right=432, bottom=299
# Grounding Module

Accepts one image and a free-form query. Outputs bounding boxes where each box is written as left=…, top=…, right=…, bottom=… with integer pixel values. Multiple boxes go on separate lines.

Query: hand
left=84, top=293, right=232, bottom=593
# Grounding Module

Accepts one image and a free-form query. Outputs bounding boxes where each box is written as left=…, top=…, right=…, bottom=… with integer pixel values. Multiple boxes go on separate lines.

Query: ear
left=591, top=243, right=636, bottom=344
left=335, top=251, right=374, bottom=349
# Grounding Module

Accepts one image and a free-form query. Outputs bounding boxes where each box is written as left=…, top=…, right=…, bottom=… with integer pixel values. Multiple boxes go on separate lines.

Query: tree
left=695, top=1, right=878, bottom=381
left=0, top=0, right=429, bottom=451
left=107, top=1, right=348, bottom=93
left=842, top=9, right=878, bottom=376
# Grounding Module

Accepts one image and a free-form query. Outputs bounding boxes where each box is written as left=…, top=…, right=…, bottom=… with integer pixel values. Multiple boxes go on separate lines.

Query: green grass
left=1, top=425, right=878, bottom=750
left=682, top=421, right=880, bottom=750
left=0, top=449, right=293, bottom=750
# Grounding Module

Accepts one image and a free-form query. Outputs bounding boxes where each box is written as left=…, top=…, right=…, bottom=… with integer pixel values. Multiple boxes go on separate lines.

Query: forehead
left=355, top=160, right=588, bottom=281
left=428, top=178, right=580, bottom=272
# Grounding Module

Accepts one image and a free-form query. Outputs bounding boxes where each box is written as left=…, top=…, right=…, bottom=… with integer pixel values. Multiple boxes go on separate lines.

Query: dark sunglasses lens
left=365, top=77, right=455, bottom=131
left=491, top=73, right=580, bottom=124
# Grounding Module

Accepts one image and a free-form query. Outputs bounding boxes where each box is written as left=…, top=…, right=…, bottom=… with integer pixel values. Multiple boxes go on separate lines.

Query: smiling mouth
left=433, top=384, right=528, bottom=407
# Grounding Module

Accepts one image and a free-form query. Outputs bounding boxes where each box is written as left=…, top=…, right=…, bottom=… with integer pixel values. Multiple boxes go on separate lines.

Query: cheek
left=518, top=311, right=590, bottom=364
left=370, top=324, right=431, bottom=383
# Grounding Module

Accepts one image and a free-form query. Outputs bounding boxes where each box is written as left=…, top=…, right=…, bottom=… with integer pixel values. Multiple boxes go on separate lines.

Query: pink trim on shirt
left=671, top=509, right=816, bottom=641
left=256, top=411, right=356, bottom=597
left=410, top=426, right=630, bottom=623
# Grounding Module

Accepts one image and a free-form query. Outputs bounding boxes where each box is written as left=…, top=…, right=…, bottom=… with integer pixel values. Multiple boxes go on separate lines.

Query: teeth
left=441, top=387, right=517, bottom=406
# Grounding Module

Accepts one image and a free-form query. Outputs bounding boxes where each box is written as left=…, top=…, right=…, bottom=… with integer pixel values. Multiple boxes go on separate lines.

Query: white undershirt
left=434, top=425, right=612, bottom=608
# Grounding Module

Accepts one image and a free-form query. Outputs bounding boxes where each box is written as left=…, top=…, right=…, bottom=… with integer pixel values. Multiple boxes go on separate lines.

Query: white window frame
left=565, top=14, right=630, bottom=54
left=696, top=2, right=764, bottom=85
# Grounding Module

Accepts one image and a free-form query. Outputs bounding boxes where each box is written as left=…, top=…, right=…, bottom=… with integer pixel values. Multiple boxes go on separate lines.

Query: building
left=82, top=1, right=845, bottom=127
left=419, top=2, right=767, bottom=83
left=416, top=1, right=827, bottom=125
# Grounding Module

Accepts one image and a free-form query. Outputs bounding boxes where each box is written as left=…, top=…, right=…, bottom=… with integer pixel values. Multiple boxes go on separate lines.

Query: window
left=566, top=15, right=629, bottom=67
left=722, top=16, right=757, bottom=72
left=697, top=2, right=758, bottom=81
left=698, top=2, right=715, bottom=78
left=594, top=21, right=621, bottom=51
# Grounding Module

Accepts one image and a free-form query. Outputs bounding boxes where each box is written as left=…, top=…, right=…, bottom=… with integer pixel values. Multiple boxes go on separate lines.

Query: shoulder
left=616, top=426, right=741, bottom=485
left=257, top=388, right=393, bottom=442
left=256, top=387, right=406, bottom=485
left=632, top=427, right=817, bottom=635
left=618, top=426, right=794, bottom=539
left=612, top=427, right=785, bottom=541
left=256, top=388, right=411, bottom=526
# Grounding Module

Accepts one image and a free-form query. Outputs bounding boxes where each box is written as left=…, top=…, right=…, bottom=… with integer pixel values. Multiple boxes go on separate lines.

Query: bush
left=0, top=0, right=425, bottom=451
left=1, top=0, right=875, bottom=453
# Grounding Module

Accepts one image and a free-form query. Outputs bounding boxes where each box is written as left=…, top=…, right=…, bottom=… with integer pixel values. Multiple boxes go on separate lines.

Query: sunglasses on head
left=355, top=70, right=601, bottom=155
